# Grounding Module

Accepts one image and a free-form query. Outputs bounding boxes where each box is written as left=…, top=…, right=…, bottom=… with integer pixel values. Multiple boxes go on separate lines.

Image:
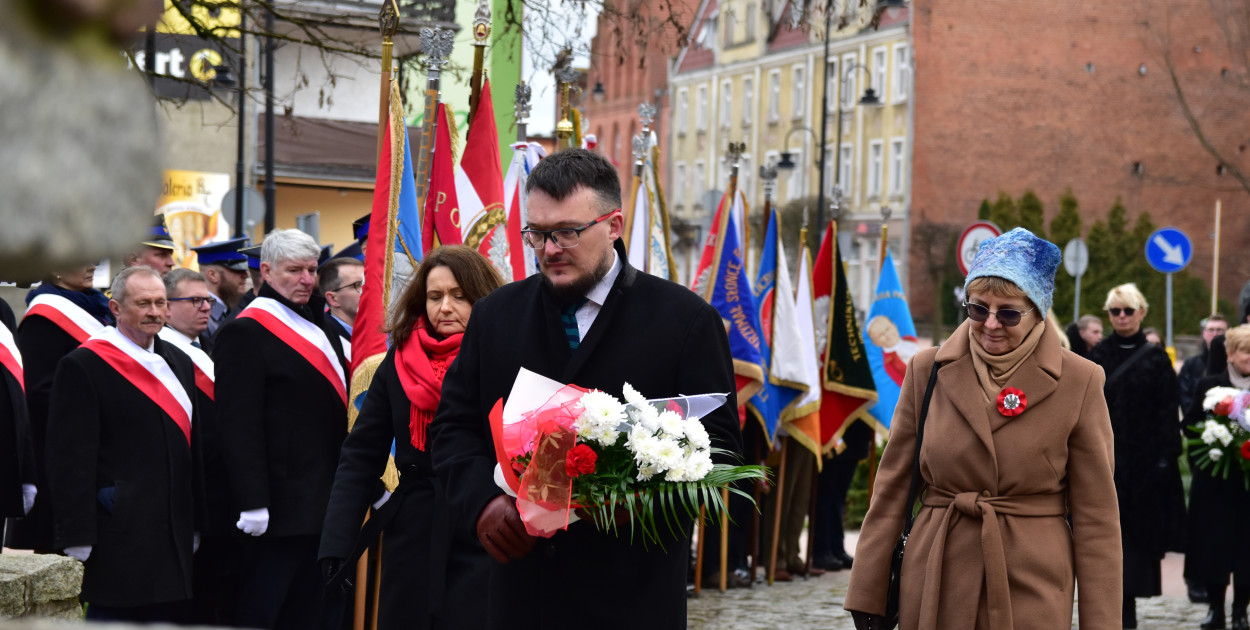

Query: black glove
left=850, top=610, right=886, bottom=630
left=476, top=494, right=537, bottom=564
left=320, top=557, right=352, bottom=594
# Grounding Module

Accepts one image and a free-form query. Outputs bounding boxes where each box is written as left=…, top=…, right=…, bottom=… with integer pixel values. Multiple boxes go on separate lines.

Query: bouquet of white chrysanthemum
left=491, top=369, right=764, bottom=546
left=1186, top=386, right=1250, bottom=488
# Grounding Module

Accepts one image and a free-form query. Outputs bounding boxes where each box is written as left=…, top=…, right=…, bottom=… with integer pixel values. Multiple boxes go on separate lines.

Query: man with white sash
left=46, top=266, right=202, bottom=623
left=215, top=228, right=349, bottom=630
left=7, top=262, right=110, bottom=552
left=0, top=298, right=35, bottom=539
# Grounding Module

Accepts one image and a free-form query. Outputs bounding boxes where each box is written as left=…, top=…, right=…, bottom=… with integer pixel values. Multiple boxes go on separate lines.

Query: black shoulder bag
left=883, top=358, right=943, bottom=630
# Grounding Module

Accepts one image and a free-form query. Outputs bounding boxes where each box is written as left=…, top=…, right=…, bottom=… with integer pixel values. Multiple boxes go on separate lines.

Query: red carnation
left=996, top=387, right=1027, bottom=418
left=565, top=444, right=598, bottom=478
left=1215, top=397, right=1235, bottom=417
left=1241, top=441, right=1250, bottom=461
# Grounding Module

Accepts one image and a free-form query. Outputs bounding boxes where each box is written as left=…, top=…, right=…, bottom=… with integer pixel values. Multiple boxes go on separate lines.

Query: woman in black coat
left=6, top=263, right=112, bottom=551
left=1185, top=324, right=1250, bottom=630
left=1088, top=283, right=1184, bottom=629
left=319, top=246, right=502, bottom=630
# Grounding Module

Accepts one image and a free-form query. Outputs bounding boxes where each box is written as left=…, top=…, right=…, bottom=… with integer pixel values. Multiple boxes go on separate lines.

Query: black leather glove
left=320, top=557, right=351, bottom=593
left=476, top=495, right=537, bottom=564
left=850, top=610, right=886, bottom=630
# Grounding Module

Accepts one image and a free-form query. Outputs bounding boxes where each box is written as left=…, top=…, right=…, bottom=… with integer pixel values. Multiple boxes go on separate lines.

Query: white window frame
left=767, top=69, right=781, bottom=122
left=839, top=143, right=854, bottom=198
left=868, top=139, right=884, bottom=198
left=785, top=148, right=804, bottom=201
left=720, top=79, right=733, bottom=130
left=893, top=43, right=909, bottom=104
left=889, top=137, right=905, bottom=197
left=871, top=47, right=887, bottom=101
left=675, top=162, right=688, bottom=208
left=791, top=64, right=806, bottom=119
left=825, top=58, right=839, bottom=112
left=696, top=84, right=709, bottom=132
left=676, top=88, right=689, bottom=135
left=724, top=6, right=736, bottom=47
left=742, top=77, right=754, bottom=126
left=841, top=53, right=857, bottom=108
left=693, top=160, right=707, bottom=211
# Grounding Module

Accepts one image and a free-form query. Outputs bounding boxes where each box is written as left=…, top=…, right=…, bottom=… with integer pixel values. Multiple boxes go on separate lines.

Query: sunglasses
left=963, top=302, right=1035, bottom=327
left=1107, top=307, right=1136, bottom=317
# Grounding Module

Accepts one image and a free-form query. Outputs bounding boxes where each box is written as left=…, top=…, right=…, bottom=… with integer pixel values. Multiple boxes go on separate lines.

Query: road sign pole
left=1166, top=272, right=1173, bottom=350
left=1074, top=272, right=1081, bottom=325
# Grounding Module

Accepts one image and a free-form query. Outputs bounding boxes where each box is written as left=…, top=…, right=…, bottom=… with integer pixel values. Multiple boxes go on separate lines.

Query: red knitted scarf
left=394, top=317, right=462, bottom=451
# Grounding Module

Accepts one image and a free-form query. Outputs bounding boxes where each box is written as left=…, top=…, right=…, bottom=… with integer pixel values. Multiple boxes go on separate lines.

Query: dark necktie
left=561, top=298, right=589, bottom=350
left=191, top=340, right=201, bottom=349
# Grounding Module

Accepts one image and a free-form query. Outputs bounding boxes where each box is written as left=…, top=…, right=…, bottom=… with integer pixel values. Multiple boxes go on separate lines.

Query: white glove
left=236, top=507, right=270, bottom=536
left=64, top=545, right=92, bottom=562
left=21, top=484, right=36, bottom=515
left=193, top=532, right=201, bottom=553
left=372, top=490, right=392, bottom=510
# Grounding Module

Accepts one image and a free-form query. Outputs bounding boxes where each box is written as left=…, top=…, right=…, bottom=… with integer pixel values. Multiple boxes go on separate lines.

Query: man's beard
left=541, top=250, right=613, bottom=304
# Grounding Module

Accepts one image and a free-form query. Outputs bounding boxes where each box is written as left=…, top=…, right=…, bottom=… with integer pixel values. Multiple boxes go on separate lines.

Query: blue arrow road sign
left=1145, top=227, right=1192, bottom=273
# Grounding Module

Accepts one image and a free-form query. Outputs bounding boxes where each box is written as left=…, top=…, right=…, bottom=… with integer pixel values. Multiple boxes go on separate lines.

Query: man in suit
left=193, top=237, right=250, bottom=342
left=214, top=228, right=348, bottom=630
left=45, top=266, right=202, bottom=623
left=0, top=297, right=35, bottom=539
left=318, top=257, right=363, bottom=363
left=429, top=149, right=742, bottom=629
left=162, top=268, right=215, bottom=353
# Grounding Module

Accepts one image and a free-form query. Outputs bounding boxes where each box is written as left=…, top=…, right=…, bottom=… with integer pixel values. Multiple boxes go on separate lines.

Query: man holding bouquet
left=431, top=149, right=743, bottom=628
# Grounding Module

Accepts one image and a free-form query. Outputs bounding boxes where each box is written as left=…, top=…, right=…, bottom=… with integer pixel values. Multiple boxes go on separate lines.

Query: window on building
left=786, top=148, right=803, bottom=201
left=841, top=54, right=857, bottom=108
left=872, top=47, right=887, bottom=100
left=721, top=79, right=733, bottom=129
left=826, top=58, right=839, bottom=112
left=737, top=154, right=753, bottom=201
left=745, top=3, right=756, bottom=40
left=677, top=88, right=689, bottom=135
left=675, top=162, right=688, bottom=209
left=742, top=77, right=754, bottom=126
left=724, top=5, right=736, bottom=47
left=893, top=44, right=910, bottom=103
left=824, top=146, right=836, bottom=199
left=839, top=143, right=854, bottom=197
left=868, top=140, right=883, bottom=198
left=791, top=65, right=805, bottom=119
left=889, top=138, right=905, bottom=196
left=696, top=84, right=709, bottom=131
left=768, top=70, right=781, bottom=122
left=693, top=161, right=707, bottom=211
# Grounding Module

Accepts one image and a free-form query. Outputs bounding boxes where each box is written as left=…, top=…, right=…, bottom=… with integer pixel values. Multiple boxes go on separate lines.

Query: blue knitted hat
left=963, top=227, right=1061, bottom=318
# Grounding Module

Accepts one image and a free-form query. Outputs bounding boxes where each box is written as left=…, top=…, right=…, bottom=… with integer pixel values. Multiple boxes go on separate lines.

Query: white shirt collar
left=585, top=250, right=621, bottom=308
left=161, top=325, right=197, bottom=346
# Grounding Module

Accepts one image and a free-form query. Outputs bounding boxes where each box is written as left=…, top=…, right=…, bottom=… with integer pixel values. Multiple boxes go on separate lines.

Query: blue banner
left=862, top=249, right=918, bottom=431
left=707, top=193, right=766, bottom=408
left=747, top=208, right=803, bottom=443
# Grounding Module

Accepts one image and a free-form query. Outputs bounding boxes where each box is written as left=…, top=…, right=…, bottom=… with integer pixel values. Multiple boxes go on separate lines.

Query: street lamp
left=777, top=126, right=816, bottom=171
left=592, top=81, right=606, bottom=103
left=818, top=61, right=881, bottom=231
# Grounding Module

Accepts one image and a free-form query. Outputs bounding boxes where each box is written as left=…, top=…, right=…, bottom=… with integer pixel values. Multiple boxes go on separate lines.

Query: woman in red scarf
left=319, top=246, right=502, bottom=630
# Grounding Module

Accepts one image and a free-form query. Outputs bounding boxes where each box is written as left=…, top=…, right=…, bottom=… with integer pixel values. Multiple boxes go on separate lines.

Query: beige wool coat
left=845, top=320, right=1122, bottom=630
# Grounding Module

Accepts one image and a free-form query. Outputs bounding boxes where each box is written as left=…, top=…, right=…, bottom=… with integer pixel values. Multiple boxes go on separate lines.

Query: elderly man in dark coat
left=46, top=266, right=203, bottom=623
left=0, top=298, right=35, bottom=530
left=429, top=149, right=742, bottom=629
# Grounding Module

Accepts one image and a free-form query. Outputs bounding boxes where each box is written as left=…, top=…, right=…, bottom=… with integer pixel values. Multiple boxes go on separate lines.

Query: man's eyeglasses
left=329, top=280, right=363, bottom=293
left=520, top=210, right=620, bottom=250
left=169, top=296, right=217, bottom=308
left=1107, top=307, right=1136, bottom=317
left=963, top=302, right=1035, bottom=327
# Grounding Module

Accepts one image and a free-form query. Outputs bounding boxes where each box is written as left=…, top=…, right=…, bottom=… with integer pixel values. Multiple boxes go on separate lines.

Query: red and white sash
left=158, top=327, right=215, bottom=401
left=25, top=294, right=106, bottom=343
left=82, top=327, right=193, bottom=446
left=239, top=298, right=347, bottom=407
left=0, top=322, right=23, bottom=392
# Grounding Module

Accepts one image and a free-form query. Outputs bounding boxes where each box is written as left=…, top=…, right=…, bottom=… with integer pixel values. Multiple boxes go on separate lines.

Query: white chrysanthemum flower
left=1204, top=387, right=1243, bottom=412
left=1215, top=424, right=1235, bottom=446
left=658, top=410, right=686, bottom=439
left=686, top=451, right=714, bottom=480
left=1202, top=420, right=1223, bottom=445
left=664, top=462, right=690, bottom=482
left=622, top=382, right=649, bottom=409
left=579, top=390, right=628, bottom=428
left=654, top=437, right=684, bottom=470
left=637, top=462, right=660, bottom=482
left=684, top=421, right=711, bottom=450
left=1211, top=448, right=1224, bottom=461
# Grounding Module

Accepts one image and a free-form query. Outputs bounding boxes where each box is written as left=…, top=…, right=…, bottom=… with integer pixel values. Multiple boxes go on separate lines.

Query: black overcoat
left=1182, top=372, right=1250, bottom=585
left=0, top=300, right=34, bottom=518
left=5, top=309, right=82, bottom=549
left=213, top=286, right=348, bottom=537
left=45, top=336, right=203, bottom=607
left=429, top=246, right=742, bottom=630
left=1088, top=330, right=1184, bottom=597
left=320, top=349, right=490, bottom=630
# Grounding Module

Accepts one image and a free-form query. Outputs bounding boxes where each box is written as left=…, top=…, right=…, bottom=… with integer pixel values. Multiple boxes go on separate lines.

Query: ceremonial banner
left=624, top=135, right=677, bottom=281
left=747, top=207, right=808, bottom=444
left=421, top=103, right=465, bottom=253
left=813, top=222, right=877, bottom=451
left=862, top=249, right=916, bottom=434
left=459, top=80, right=511, bottom=280
left=789, top=248, right=823, bottom=462
left=503, top=141, right=544, bottom=280
left=697, top=189, right=765, bottom=403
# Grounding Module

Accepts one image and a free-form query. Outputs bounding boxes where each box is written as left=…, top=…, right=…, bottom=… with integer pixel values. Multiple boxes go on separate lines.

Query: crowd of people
left=1, top=151, right=1248, bottom=630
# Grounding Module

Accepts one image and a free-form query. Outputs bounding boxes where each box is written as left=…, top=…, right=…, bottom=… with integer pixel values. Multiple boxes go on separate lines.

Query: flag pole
left=555, top=62, right=578, bottom=151
left=721, top=141, right=747, bottom=593
left=466, top=0, right=491, bottom=136
left=514, top=81, right=531, bottom=144
left=866, top=206, right=893, bottom=510
left=413, top=27, right=454, bottom=221
left=624, top=134, right=645, bottom=254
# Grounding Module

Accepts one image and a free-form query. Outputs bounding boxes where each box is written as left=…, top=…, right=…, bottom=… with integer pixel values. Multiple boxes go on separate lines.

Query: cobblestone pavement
left=688, top=548, right=1213, bottom=629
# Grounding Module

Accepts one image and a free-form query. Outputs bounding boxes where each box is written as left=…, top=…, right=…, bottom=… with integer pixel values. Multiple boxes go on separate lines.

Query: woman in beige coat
left=846, top=228, right=1122, bottom=630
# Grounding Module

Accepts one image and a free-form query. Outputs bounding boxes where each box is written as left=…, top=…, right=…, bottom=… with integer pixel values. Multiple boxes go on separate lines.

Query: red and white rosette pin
left=997, top=387, right=1027, bottom=417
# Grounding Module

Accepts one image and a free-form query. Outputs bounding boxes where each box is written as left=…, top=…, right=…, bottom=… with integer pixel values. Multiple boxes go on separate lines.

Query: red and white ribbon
left=25, top=294, right=106, bottom=343
left=158, top=327, right=215, bottom=401
left=0, top=322, right=23, bottom=392
left=83, top=327, right=193, bottom=445
left=239, top=298, right=347, bottom=407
